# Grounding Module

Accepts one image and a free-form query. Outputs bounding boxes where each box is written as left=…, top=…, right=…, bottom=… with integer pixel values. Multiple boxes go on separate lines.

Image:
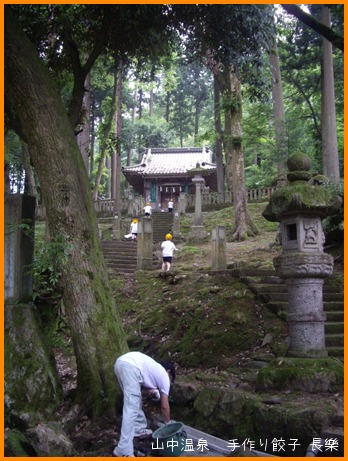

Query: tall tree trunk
left=127, top=86, right=137, bottom=166
left=137, top=88, right=143, bottom=156
left=106, top=156, right=111, bottom=199
left=194, top=98, right=200, bottom=145
left=113, top=58, right=123, bottom=217
left=149, top=88, right=154, bottom=117
left=321, top=5, right=340, bottom=181
left=5, top=7, right=128, bottom=416
left=218, top=66, right=258, bottom=240
left=77, top=71, right=91, bottom=172
left=22, top=143, right=37, bottom=197
left=165, top=92, right=170, bottom=123
left=213, top=75, right=225, bottom=197
left=179, top=99, right=184, bottom=147
left=269, top=37, right=288, bottom=180
left=93, top=63, right=117, bottom=201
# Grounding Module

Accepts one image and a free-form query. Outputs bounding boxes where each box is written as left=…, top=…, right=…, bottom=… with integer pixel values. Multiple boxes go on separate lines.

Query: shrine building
left=122, top=147, right=217, bottom=210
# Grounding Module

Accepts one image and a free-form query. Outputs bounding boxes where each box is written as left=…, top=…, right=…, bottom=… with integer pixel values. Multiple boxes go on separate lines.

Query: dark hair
left=159, top=361, right=176, bottom=383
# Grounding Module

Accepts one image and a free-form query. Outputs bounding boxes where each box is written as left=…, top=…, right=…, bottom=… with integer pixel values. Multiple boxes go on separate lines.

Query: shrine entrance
left=159, top=183, right=182, bottom=211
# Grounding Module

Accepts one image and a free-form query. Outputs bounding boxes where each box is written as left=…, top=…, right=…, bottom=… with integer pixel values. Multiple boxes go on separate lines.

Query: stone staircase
left=101, top=240, right=139, bottom=274
left=152, top=212, right=174, bottom=242
left=101, top=239, right=161, bottom=274
left=238, top=268, right=344, bottom=359
left=101, top=213, right=174, bottom=274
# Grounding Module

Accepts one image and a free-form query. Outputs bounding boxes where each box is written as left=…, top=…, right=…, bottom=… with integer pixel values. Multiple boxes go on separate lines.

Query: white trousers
left=114, top=359, right=147, bottom=456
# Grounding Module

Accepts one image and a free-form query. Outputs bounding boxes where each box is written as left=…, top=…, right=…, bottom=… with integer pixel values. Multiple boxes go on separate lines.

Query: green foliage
left=6, top=219, right=35, bottom=241
left=134, top=116, right=177, bottom=148
left=243, top=99, right=278, bottom=188
left=179, top=245, right=200, bottom=256
left=32, top=234, right=74, bottom=300
left=278, top=7, right=344, bottom=174
left=257, top=357, right=344, bottom=392
left=174, top=4, right=274, bottom=99
left=322, top=179, right=344, bottom=235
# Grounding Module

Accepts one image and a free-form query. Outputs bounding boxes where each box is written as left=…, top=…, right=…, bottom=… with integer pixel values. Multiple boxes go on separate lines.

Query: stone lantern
left=263, top=152, right=342, bottom=358
left=187, top=163, right=208, bottom=240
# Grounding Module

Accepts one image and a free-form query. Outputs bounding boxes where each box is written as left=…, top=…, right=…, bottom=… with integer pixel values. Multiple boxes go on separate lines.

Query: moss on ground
left=257, top=357, right=344, bottom=393
left=180, top=204, right=278, bottom=241
left=111, top=270, right=286, bottom=369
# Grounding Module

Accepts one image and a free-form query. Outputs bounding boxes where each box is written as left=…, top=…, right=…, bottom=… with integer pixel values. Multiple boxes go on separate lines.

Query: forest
left=4, top=3, right=344, bottom=452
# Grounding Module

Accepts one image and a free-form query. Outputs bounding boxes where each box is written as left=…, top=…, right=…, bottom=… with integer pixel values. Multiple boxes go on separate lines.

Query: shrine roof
left=122, top=147, right=216, bottom=177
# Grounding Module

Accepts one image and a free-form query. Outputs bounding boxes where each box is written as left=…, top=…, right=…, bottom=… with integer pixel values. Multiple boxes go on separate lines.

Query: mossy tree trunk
left=5, top=304, right=62, bottom=416
left=5, top=7, right=128, bottom=416
left=217, top=66, right=258, bottom=240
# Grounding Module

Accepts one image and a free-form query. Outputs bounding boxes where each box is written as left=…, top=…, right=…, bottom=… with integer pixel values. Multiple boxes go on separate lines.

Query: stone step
left=325, top=322, right=344, bottom=334
left=241, top=275, right=284, bottom=285
left=101, top=241, right=138, bottom=246
left=105, top=259, right=137, bottom=266
left=106, top=266, right=135, bottom=274
left=251, top=284, right=342, bottom=297
left=152, top=213, right=174, bottom=232
left=242, top=278, right=342, bottom=294
left=239, top=268, right=343, bottom=359
left=325, top=346, right=344, bottom=358
left=323, top=302, right=344, bottom=311
left=325, top=333, right=344, bottom=347
left=325, top=311, right=344, bottom=322
left=267, top=301, right=343, bottom=315
left=256, top=292, right=343, bottom=303
left=102, top=248, right=137, bottom=255
left=238, top=269, right=277, bottom=277
left=102, top=240, right=137, bottom=274
left=101, top=239, right=160, bottom=274
left=102, top=250, right=137, bottom=256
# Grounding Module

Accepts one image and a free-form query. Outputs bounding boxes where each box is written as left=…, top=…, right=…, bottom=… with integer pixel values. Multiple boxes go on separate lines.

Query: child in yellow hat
left=161, top=233, right=177, bottom=271
left=130, top=218, right=138, bottom=241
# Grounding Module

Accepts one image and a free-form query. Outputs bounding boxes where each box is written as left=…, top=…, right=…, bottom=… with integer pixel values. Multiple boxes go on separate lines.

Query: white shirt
left=161, top=240, right=176, bottom=257
left=130, top=222, right=138, bottom=233
left=144, top=205, right=152, bottom=214
left=118, top=351, right=170, bottom=395
left=168, top=201, right=174, bottom=209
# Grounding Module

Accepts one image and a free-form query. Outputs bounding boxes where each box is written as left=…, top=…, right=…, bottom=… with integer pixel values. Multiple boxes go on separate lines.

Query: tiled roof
left=123, top=147, right=216, bottom=176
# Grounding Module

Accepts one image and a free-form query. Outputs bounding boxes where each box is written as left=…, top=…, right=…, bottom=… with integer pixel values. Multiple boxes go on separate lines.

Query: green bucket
left=152, top=422, right=187, bottom=456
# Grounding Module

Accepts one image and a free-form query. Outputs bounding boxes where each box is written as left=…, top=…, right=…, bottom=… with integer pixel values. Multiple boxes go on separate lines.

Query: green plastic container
left=152, top=422, right=187, bottom=456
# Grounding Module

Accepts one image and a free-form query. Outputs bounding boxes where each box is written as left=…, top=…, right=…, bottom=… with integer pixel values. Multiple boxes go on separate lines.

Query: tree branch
left=62, top=12, right=110, bottom=129
left=281, top=4, right=344, bottom=52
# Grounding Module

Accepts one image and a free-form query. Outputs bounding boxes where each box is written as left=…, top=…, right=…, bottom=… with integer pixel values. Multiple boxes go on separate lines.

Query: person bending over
left=113, top=351, right=175, bottom=457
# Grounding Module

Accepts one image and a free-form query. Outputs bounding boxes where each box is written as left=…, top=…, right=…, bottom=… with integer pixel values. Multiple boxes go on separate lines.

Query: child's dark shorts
left=163, top=257, right=172, bottom=263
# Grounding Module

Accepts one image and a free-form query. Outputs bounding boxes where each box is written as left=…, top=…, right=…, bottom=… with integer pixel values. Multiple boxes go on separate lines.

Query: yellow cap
left=146, top=202, right=150, bottom=205
left=133, top=218, right=138, bottom=223
left=165, top=233, right=172, bottom=240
